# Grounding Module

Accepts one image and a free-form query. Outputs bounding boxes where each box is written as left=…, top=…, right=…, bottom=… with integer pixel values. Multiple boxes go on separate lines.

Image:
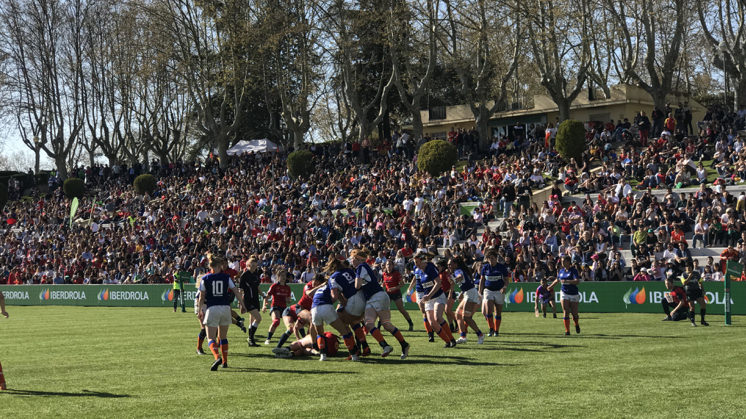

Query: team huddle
left=190, top=249, right=710, bottom=369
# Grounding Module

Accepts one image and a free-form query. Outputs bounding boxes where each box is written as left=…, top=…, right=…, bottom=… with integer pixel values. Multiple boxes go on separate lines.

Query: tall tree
left=441, top=0, right=521, bottom=148
left=697, top=0, right=746, bottom=110
left=322, top=0, right=396, bottom=144
left=606, top=0, right=688, bottom=110
left=157, top=0, right=257, bottom=167
left=0, top=0, right=88, bottom=177
left=524, top=0, right=592, bottom=122
left=389, top=0, right=438, bottom=141
left=256, top=0, right=322, bottom=149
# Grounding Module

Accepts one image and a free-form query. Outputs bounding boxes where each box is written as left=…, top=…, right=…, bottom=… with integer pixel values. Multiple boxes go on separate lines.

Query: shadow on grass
left=220, top=367, right=357, bottom=374
left=466, top=340, right=585, bottom=352
left=388, top=358, right=518, bottom=367
left=504, top=332, right=685, bottom=340
left=1, top=389, right=130, bottom=398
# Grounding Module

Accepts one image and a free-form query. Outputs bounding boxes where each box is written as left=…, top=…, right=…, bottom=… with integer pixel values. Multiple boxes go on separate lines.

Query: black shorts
left=387, top=290, right=402, bottom=301
left=270, top=306, right=285, bottom=316
left=685, top=285, right=703, bottom=302
left=282, top=305, right=298, bottom=319
left=244, top=296, right=260, bottom=312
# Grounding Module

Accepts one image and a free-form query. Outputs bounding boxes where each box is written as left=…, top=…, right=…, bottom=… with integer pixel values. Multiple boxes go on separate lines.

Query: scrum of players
left=191, top=246, right=711, bottom=369
left=190, top=246, right=525, bottom=369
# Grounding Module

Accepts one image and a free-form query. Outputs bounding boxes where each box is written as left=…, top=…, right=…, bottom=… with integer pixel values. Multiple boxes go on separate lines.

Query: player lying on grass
left=272, top=332, right=340, bottom=358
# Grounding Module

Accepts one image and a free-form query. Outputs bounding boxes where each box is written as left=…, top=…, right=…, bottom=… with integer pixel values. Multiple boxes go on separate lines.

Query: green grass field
left=1, top=307, right=744, bottom=418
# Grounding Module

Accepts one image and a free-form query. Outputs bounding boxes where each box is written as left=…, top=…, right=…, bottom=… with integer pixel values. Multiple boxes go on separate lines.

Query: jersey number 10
left=212, top=281, right=224, bottom=296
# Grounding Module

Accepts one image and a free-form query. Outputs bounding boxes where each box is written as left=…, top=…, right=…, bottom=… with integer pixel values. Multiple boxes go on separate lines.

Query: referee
left=239, top=257, right=263, bottom=346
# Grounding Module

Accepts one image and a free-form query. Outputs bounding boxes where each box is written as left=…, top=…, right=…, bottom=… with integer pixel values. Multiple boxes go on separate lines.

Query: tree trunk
left=476, top=106, right=491, bottom=151
left=34, top=147, right=41, bottom=175
left=292, top=129, right=305, bottom=150
left=217, top=136, right=229, bottom=169
left=410, top=111, right=424, bottom=143
left=55, top=155, right=68, bottom=179
left=557, top=98, right=572, bottom=122
left=734, top=77, right=746, bottom=111
left=648, top=89, right=667, bottom=114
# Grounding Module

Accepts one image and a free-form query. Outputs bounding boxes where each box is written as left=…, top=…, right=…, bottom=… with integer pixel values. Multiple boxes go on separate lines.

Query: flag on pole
left=69, top=197, right=79, bottom=228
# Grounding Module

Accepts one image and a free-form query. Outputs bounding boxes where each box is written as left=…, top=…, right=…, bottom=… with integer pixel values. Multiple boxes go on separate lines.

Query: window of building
left=428, top=106, right=446, bottom=120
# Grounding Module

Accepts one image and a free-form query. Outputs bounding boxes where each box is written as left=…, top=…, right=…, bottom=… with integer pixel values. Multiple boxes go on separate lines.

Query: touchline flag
left=69, top=197, right=79, bottom=228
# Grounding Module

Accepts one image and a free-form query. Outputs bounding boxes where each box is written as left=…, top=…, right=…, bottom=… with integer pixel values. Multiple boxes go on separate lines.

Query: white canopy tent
left=226, top=139, right=280, bottom=156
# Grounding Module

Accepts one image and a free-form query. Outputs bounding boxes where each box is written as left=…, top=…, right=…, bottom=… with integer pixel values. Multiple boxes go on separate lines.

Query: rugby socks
left=198, top=329, right=206, bottom=350
left=436, top=325, right=451, bottom=343
left=563, top=317, right=571, bottom=333
left=369, top=327, right=389, bottom=348
left=700, top=309, right=706, bottom=322
left=316, top=335, right=326, bottom=353
left=689, top=311, right=696, bottom=324
left=208, top=339, right=220, bottom=360
left=220, top=339, right=228, bottom=365
left=423, top=317, right=432, bottom=333
left=298, top=327, right=306, bottom=338
left=277, top=330, right=292, bottom=348
left=485, top=314, right=495, bottom=332
left=352, top=323, right=370, bottom=350
left=390, top=327, right=406, bottom=344
left=573, top=317, right=579, bottom=327
left=494, top=316, right=502, bottom=333
left=440, top=321, right=455, bottom=341
left=249, top=323, right=258, bottom=342
left=342, top=332, right=358, bottom=355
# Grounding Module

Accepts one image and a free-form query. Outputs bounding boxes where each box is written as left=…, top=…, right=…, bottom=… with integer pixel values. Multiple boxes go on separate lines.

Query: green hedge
left=287, top=150, right=315, bottom=179
left=416, top=140, right=457, bottom=177
left=63, top=177, right=85, bottom=199
left=133, top=174, right=157, bottom=195
left=555, top=119, right=586, bottom=163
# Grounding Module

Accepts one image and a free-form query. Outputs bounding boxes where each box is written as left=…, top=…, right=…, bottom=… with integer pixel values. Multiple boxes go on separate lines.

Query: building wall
left=418, top=85, right=707, bottom=139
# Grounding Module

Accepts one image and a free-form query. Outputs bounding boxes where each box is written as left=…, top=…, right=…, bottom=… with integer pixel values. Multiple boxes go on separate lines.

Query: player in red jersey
left=262, top=269, right=293, bottom=344
left=274, top=274, right=322, bottom=349
left=381, top=260, right=413, bottom=330
left=437, top=259, right=458, bottom=335
left=273, top=332, right=339, bottom=358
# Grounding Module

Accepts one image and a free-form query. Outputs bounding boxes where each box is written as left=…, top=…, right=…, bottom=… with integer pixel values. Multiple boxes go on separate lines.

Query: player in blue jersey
left=405, top=259, right=435, bottom=342
left=350, top=249, right=410, bottom=359
left=479, top=250, right=509, bottom=337
left=413, top=250, right=457, bottom=347
left=196, top=254, right=247, bottom=370
left=534, top=277, right=557, bottom=318
left=448, top=257, right=484, bottom=344
left=324, top=256, right=371, bottom=357
left=308, top=268, right=361, bottom=361
left=550, top=256, right=581, bottom=335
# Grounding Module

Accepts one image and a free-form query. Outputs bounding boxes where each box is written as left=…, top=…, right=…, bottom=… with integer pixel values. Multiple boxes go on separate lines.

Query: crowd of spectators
left=1, top=103, right=745, bottom=287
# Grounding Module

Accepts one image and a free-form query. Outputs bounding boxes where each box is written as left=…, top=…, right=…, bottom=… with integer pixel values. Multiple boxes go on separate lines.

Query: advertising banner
left=1, top=282, right=744, bottom=314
